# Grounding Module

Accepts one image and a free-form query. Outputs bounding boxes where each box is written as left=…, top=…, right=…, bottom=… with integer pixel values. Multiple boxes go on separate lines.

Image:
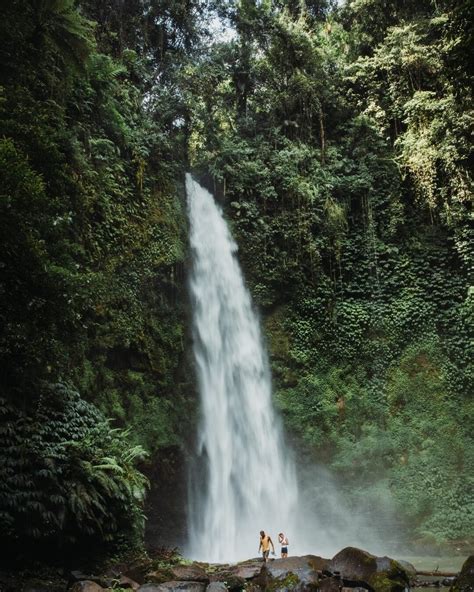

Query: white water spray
left=185, top=174, right=299, bottom=563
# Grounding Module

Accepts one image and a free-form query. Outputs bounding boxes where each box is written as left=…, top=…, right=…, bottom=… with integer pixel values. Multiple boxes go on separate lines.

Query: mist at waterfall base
left=184, top=174, right=399, bottom=563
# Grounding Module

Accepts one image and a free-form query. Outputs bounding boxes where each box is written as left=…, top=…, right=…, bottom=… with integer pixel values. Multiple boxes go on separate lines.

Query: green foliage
left=0, top=384, right=148, bottom=555
left=0, top=0, right=472, bottom=556
left=0, top=0, right=197, bottom=560
left=186, top=0, right=473, bottom=543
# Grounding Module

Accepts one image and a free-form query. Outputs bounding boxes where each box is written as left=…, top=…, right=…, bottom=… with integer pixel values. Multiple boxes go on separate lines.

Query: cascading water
left=185, top=174, right=299, bottom=563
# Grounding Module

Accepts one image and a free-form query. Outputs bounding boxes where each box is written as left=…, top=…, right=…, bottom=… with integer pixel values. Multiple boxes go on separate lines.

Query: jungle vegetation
left=0, top=0, right=472, bottom=563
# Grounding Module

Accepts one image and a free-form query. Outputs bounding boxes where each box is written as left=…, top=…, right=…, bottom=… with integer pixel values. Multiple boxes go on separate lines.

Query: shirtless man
left=258, top=530, right=275, bottom=563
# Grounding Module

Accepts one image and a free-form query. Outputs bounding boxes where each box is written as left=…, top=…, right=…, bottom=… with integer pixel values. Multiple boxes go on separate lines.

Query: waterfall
left=185, top=174, right=299, bottom=563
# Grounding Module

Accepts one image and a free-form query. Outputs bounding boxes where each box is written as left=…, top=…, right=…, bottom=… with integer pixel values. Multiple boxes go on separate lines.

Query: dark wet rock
left=170, top=566, right=209, bottom=584
left=210, top=560, right=261, bottom=583
left=119, top=575, right=141, bottom=590
left=70, top=571, right=91, bottom=583
left=233, top=565, right=261, bottom=580
left=23, top=587, right=53, bottom=592
left=329, top=548, right=377, bottom=583
left=146, top=569, right=175, bottom=584
left=245, top=584, right=264, bottom=592
left=395, top=561, right=416, bottom=580
left=340, top=578, right=372, bottom=591
left=266, top=556, right=326, bottom=581
left=221, top=575, right=246, bottom=591
left=69, top=582, right=105, bottom=592
left=263, top=556, right=327, bottom=592
left=208, top=564, right=250, bottom=591
left=319, top=577, right=342, bottom=592
left=450, top=556, right=474, bottom=592
left=138, top=583, right=206, bottom=592
left=69, top=571, right=111, bottom=589
left=118, top=559, right=154, bottom=586
left=329, top=547, right=409, bottom=592
left=206, top=583, right=228, bottom=592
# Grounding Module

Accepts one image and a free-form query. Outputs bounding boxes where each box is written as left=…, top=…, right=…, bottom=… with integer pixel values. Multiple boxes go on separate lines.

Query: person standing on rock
left=259, top=530, right=275, bottom=562
left=278, top=532, right=289, bottom=558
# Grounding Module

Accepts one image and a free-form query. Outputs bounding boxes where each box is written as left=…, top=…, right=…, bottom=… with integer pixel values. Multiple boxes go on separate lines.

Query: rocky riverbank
left=2, top=548, right=472, bottom=592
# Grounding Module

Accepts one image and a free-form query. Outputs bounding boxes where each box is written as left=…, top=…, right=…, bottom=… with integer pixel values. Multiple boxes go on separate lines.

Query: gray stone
left=170, top=566, right=209, bottom=584
left=206, top=583, right=228, bottom=592
left=328, top=548, right=409, bottom=592
left=208, top=568, right=246, bottom=591
left=266, top=555, right=322, bottom=583
left=119, top=575, right=141, bottom=590
left=233, top=565, right=262, bottom=580
left=319, top=578, right=342, bottom=592
left=69, top=571, right=111, bottom=588
left=263, top=556, right=326, bottom=592
left=70, top=581, right=105, bottom=592
left=138, top=582, right=207, bottom=592
left=450, top=556, right=474, bottom=592
left=396, top=561, right=417, bottom=579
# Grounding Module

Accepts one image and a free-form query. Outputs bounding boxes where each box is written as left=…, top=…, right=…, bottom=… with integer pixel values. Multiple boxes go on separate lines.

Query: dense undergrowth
left=0, top=0, right=472, bottom=564
left=0, top=0, right=194, bottom=562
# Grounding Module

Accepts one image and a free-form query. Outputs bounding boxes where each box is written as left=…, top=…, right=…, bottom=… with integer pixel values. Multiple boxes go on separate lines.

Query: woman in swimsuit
left=278, top=532, right=289, bottom=558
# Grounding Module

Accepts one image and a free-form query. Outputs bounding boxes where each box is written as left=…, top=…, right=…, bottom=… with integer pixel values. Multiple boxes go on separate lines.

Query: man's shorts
left=281, top=546, right=288, bottom=554
left=263, top=550, right=270, bottom=559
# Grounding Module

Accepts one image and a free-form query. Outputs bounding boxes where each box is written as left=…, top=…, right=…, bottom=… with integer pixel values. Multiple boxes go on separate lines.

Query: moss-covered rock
left=264, top=556, right=323, bottom=592
left=146, top=569, right=176, bottom=584
left=170, top=565, right=209, bottom=584
left=450, top=556, right=474, bottom=592
left=266, top=572, right=301, bottom=592
left=329, top=548, right=408, bottom=592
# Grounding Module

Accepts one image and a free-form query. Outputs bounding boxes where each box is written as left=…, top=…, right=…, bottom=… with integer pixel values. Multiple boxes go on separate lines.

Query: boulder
left=206, top=584, right=229, bottom=592
left=319, top=577, right=342, bottom=592
left=267, top=555, right=324, bottom=580
left=264, top=556, right=325, bottom=591
left=450, top=556, right=474, bottom=592
left=69, top=571, right=111, bottom=588
left=69, top=581, right=105, bottom=592
left=119, top=575, right=141, bottom=590
left=146, top=569, right=175, bottom=584
left=220, top=575, right=246, bottom=591
left=170, top=566, right=209, bottom=584
left=395, top=561, right=416, bottom=580
left=208, top=566, right=248, bottom=591
left=138, top=582, right=207, bottom=592
left=233, top=565, right=262, bottom=580
left=329, top=548, right=409, bottom=592
left=70, top=571, right=92, bottom=583
left=245, top=584, right=264, bottom=592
